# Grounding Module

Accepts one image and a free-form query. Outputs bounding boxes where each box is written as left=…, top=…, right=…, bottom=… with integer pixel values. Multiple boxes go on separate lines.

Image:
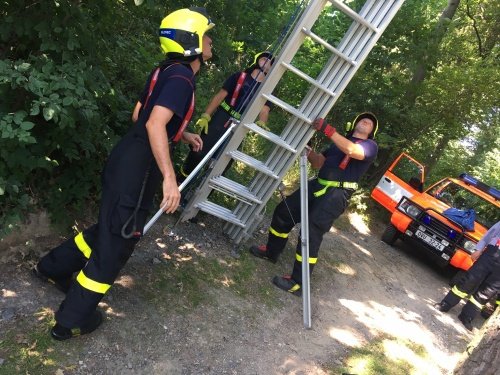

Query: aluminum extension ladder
left=180, top=0, right=404, bottom=244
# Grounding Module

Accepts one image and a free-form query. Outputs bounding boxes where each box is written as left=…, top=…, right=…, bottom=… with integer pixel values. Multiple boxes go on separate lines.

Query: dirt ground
left=0, top=210, right=479, bottom=375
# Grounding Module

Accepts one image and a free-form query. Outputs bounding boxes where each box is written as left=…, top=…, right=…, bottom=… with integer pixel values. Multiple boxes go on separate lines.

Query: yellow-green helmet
left=346, top=112, right=379, bottom=139
left=250, top=51, right=275, bottom=69
left=159, top=7, right=215, bottom=56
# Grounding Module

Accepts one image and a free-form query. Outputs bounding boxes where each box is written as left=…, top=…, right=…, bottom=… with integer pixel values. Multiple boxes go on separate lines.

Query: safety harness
left=313, top=140, right=364, bottom=197
left=313, top=179, right=358, bottom=197
left=121, top=64, right=195, bottom=239
left=143, top=65, right=195, bottom=143
left=219, top=72, right=247, bottom=120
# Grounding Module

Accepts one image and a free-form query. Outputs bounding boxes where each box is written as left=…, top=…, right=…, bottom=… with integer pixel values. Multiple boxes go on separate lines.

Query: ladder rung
left=301, top=28, right=357, bottom=66
left=281, top=61, right=337, bottom=97
left=209, top=176, right=262, bottom=205
left=261, top=94, right=311, bottom=124
left=195, top=201, right=246, bottom=228
left=328, top=0, right=379, bottom=32
left=242, top=122, right=297, bottom=153
left=228, top=150, right=279, bottom=179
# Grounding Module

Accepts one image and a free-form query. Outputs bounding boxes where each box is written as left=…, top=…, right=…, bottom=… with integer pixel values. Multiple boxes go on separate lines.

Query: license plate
left=415, top=230, right=445, bottom=251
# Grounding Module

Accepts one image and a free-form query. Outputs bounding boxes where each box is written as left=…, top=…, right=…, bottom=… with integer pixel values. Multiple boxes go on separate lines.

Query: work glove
left=195, top=113, right=211, bottom=135
left=312, top=118, right=336, bottom=138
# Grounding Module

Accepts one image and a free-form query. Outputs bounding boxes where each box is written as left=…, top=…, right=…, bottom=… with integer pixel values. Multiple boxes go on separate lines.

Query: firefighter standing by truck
left=250, top=113, right=379, bottom=296
left=32, top=8, right=215, bottom=340
left=435, top=220, right=500, bottom=330
left=179, top=51, right=275, bottom=180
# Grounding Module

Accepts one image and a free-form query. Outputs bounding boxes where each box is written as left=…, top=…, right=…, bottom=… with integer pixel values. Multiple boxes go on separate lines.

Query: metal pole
left=143, top=121, right=238, bottom=235
left=300, top=148, right=311, bottom=329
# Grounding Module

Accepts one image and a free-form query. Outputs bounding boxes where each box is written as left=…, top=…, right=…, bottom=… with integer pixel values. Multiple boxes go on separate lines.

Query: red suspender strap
left=168, top=74, right=195, bottom=143
left=141, top=66, right=195, bottom=144
left=143, top=68, right=160, bottom=111
left=338, top=139, right=363, bottom=170
left=230, top=72, right=247, bottom=107
left=173, top=93, right=195, bottom=142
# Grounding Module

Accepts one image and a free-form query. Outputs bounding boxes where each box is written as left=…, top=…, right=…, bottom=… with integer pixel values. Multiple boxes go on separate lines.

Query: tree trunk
left=453, top=310, right=500, bottom=374
left=405, top=0, right=461, bottom=105
left=423, top=132, right=453, bottom=176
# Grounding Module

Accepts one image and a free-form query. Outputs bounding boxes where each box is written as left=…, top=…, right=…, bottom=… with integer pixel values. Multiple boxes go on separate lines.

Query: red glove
left=312, top=118, right=336, bottom=138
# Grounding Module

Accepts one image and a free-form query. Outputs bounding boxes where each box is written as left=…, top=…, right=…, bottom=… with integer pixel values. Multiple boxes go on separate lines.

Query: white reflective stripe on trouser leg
left=76, top=271, right=111, bottom=294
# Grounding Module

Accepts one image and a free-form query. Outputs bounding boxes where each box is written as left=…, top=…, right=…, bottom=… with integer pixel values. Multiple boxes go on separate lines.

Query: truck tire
left=382, top=224, right=399, bottom=245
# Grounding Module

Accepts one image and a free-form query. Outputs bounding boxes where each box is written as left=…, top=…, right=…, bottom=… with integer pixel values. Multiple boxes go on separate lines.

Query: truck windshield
left=428, top=181, right=500, bottom=229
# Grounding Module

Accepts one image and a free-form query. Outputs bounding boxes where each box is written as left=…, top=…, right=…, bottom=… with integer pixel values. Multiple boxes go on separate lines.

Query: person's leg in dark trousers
left=438, top=245, right=496, bottom=312
left=290, top=187, right=349, bottom=285
left=36, top=225, right=99, bottom=292
left=458, top=248, right=500, bottom=330
left=250, top=182, right=304, bottom=263
left=54, top=187, right=142, bottom=330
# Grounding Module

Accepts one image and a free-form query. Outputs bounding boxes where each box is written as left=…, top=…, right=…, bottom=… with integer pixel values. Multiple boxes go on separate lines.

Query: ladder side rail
left=227, top=1, right=405, bottom=240
left=181, top=0, right=329, bottom=221
left=231, top=128, right=316, bottom=241
left=193, top=0, right=406, bottom=235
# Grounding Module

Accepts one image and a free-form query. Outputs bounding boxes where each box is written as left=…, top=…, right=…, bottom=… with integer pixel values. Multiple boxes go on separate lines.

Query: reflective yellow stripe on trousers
left=296, top=253, right=318, bottom=264
left=76, top=271, right=111, bottom=294
left=469, top=296, right=484, bottom=309
left=451, top=285, right=468, bottom=299
left=269, top=227, right=288, bottom=239
left=74, top=232, right=92, bottom=259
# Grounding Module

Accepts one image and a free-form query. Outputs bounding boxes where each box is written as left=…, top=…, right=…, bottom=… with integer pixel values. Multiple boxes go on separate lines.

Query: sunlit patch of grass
left=0, top=311, right=75, bottom=375
left=139, top=249, right=282, bottom=313
left=328, top=335, right=430, bottom=375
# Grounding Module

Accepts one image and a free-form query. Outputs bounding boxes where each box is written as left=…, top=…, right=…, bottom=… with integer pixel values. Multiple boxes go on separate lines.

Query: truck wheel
left=381, top=224, right=399, bottom=245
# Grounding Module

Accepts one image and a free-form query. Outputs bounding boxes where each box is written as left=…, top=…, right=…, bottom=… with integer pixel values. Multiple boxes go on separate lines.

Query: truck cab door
left=371, top=152, right=425, bottom=212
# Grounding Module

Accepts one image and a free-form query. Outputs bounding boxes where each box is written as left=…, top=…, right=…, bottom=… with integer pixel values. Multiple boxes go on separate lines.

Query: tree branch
left=465, top=0, right=484, bottom=58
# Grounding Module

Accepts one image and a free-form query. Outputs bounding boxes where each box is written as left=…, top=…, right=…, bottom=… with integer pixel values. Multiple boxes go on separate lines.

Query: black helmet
left=345, top=112, right=379, bottom=139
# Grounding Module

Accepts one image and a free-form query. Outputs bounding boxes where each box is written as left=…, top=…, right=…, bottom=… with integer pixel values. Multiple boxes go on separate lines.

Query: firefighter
left=179, top=51, right=275, bottom=180
left=435, top=220, right=500, bottom=331
left=249, top=113, right=379, bottom=296
left=32, top=7, right=215, bottom=340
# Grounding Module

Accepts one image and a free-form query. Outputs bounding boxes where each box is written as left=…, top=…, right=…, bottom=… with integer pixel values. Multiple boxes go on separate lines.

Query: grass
left=328, top=335, right=430, bottom=375
left=139, top=248, right=282, bottom=314
left=0, top=310, right=78, bottom=375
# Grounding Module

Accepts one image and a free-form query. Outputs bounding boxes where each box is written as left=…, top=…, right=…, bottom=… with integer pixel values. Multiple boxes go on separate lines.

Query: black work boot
left=51, top=310, right=103, bottom=341
left=434, top=300, right=452, bottom=312
left=457, top=312, right=474, bottom=331
left=272, top=275, right=301, bottom=297
left=249, top=245, right=278, bottom=264
left=32, top=265, right=71, bottom=293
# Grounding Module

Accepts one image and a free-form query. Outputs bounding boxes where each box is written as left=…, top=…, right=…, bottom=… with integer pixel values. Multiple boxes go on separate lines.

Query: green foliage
left=0, top=0, right=498, bottom=236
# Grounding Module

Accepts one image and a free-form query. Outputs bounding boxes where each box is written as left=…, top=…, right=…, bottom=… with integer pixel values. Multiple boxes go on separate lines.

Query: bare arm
left=257, top=105, right=271, bottom=123
left=328, top=132, right=366, bottom=160
left=132, top=101, right=142, bottom=123
left=204, top=89, right=228, bottom=116
left=307, top=149, right=325, bottom=169
left=145, top=105, right=179, bottom=213
left=181, top=131, right=203, bottom=152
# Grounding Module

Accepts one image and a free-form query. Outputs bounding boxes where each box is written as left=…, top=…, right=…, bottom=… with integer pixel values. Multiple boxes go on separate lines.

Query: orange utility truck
left=371, top=153, right=500, bottom=276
